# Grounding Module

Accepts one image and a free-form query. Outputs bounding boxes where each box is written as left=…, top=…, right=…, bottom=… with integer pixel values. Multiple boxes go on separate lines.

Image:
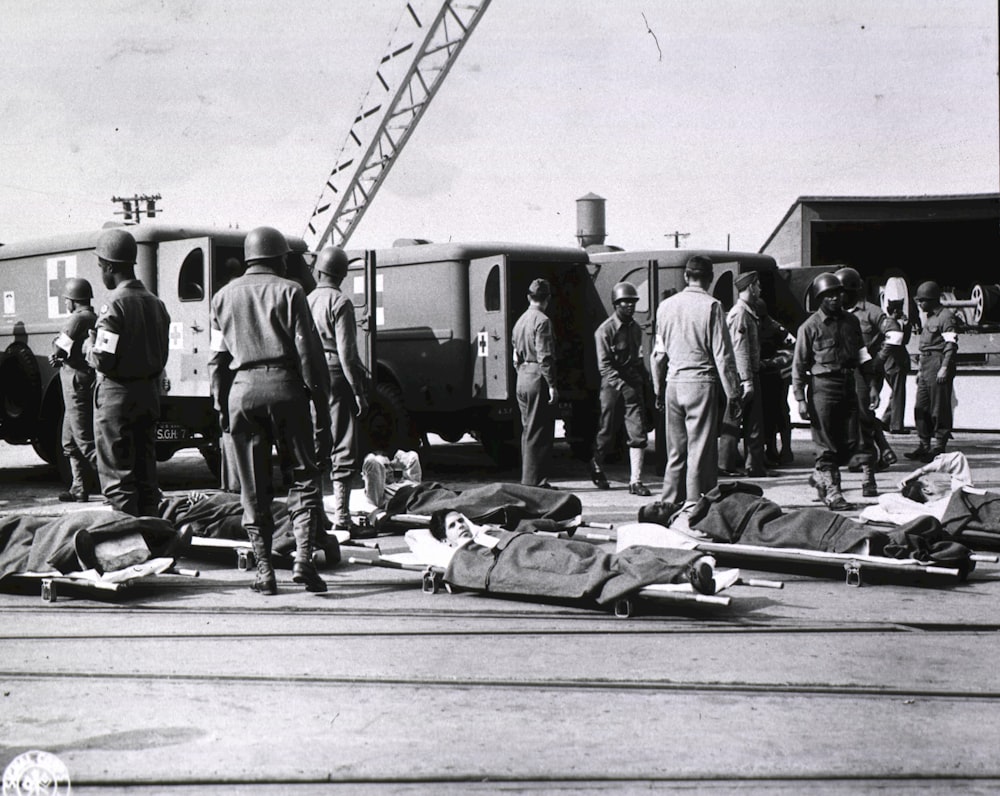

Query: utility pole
left=111, top=194, right=162, bottom=224
left=664, top=230, right=689, bottom=248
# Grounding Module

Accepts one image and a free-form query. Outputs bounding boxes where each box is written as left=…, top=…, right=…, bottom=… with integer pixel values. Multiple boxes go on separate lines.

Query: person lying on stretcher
left=425, top=508, right=718, bottom=597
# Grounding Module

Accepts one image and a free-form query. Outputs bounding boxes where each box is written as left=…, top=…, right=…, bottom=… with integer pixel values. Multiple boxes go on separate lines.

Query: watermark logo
left=2, top=751, right=71, bottom=795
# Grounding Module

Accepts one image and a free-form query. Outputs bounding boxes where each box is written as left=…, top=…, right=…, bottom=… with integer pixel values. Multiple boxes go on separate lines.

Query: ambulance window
left=178, top=249, right=205, bottom=301
left=484, top=265, right=501, bottom=312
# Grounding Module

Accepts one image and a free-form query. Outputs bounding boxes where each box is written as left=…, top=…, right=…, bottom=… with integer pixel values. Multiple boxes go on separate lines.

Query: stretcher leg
left=844, top=560, right=863, bottom=587
left=41, top=579, right=56, bottom=603
left=236, top=548, right=255, bottom=571
left=614, top=598, right=634, bottom=618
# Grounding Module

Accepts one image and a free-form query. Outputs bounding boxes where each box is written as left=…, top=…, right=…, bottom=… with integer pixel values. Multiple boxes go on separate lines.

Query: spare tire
left=0, top=342, right=43, bottom=441
left=360, top=381, right=420, bottom=456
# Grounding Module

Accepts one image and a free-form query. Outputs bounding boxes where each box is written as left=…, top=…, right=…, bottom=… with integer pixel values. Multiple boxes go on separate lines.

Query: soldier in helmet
left=792, top=272, right=879, bottom=510
left=905, top=281, right=958, bottom=463
left=86, top=228, right=171, bottom=517
left=209, top=226, right=332, bottom=595
left=836, top=266, right=902, bottom=496
left=308, top=246, right=369, bottom=534
left=48, top=277, right=99, bottom=502
left=511, top=278, right=559, bottom=488
left=718, top=270, right=767, bottom=477
left=591, top=281, right=651, bottom=495
left=651, top=256, right=742, bottom=504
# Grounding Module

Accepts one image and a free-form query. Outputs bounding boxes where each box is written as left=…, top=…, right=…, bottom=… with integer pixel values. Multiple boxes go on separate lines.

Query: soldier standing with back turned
left=511, top=278, right=559, bottom=488
left=210, top=226, right=332, bottom=595
left=308, top=246, right=369, bottom=534
left=87, top=228, right=171, bottom=517
left=50, top=277, right=99, bottom=502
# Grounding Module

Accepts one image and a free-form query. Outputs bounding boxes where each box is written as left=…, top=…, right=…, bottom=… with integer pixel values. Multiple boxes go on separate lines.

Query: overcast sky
left=1, top=0, right=996, bottom=253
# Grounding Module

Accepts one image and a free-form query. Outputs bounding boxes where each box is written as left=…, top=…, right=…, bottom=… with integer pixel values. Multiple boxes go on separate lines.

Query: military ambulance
left=0, top=224, right=313, bottom=481
left=344, top=240, right=599, bottom=463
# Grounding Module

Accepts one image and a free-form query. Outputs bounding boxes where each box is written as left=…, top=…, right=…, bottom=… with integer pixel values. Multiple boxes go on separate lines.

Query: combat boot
left=905, top=440, right=932, bottom=461
left=291, top=511, right=328, bottom=593
left=808, top=468, right=829, bottom=502
left=248, top=532, right=277, bottom=595
left=861, top=463, right=879, bottom=498
left=589, top=458, right=610, bottom=490
left=824, top=468, right=852, bottom=511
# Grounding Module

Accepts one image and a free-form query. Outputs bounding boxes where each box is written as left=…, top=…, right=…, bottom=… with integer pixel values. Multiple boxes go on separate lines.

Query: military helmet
left=834, top=267, right=863, bottom=293
left=612, top=281, right=639, bottom=304
left=916, top=281, right=942, bottom=301
left=244, top=226, right=290, bottom=264
left=811, top=272, right=843, bottom=299
left=96, top=228, right=137, bottom=265
left=62, top=277, right=93, bottom=302
left=314, top=246, right=349, bottom=279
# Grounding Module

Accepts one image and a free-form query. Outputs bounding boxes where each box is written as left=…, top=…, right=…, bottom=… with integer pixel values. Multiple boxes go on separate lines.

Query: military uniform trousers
left=881, top=355, right=909, bottom=433
left=806, top=372, right=867, bottom=469
left=718, top=372, right=765, bottom=473
left=228, top=368, right=323, bottom=542
left=94, top=376, right=161, bottom=517
left=914, top=351, right=953, bottom=445
left=852, top=368, right=885, bottom=458
left=661, top=380, right=721, bottom=504
left=594, top=375, right=648, bottom=462
left=515, top=364, right=555, bottom=486
left=59, top=366, right=98, bottom=496
left=327, top=366, right=358, bottom=481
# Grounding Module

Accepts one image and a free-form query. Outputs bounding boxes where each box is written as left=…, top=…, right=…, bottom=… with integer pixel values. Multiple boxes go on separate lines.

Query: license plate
left=156, top=424, right=190, bottom=441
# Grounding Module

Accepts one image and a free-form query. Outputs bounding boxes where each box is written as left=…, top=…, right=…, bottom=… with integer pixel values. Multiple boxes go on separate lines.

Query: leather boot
left=248, top=531, right=277, bottom=595
left=824, top=468, right=852, bottom=511
left=861, top=463, right=878, bottom=497
left=905, top=440, right=931, bottom=461
left=331, top=479, right=357, bottom=533
left=808, top=468, right=829, bottom=502
left=291, top=511, right=327, bottom=593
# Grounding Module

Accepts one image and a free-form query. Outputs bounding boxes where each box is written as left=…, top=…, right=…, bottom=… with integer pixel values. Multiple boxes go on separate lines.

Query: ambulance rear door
left=157, top=238, right=212, bottom=400
left=469, top=255, right=510, bottom=401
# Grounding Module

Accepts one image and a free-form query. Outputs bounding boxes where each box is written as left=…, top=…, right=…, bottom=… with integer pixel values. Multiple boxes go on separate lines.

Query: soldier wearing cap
left=86, top=228, right=171, bottom=517
left=591, top=281, right=651, bottom=495
left=905, top=281, right=958, bottom=463
left=718, top=270, right=767, bottom=477
left=650, top=255, right=741, bottom=504
left=511, top=278, right=559, bottom=487
left=792, top=272, right=878, bottom=510
left=210, top=226, right=332, bottom=595
left=49, top=277, right=99, bottom=502
left=308, top=246, right=369, bottom=534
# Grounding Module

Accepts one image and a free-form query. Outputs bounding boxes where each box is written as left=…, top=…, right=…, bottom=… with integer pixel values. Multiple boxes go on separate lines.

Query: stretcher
left=186, top=531, right=349, bottom=571
left=616, top=523, right=996, bottom=587
left=345, top=529, right=775, bottom=617
left=7, top=557, right=199, bottom=603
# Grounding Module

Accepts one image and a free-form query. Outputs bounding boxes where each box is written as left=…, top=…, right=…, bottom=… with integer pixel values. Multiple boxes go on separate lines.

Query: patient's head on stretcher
left=429, top=509, right=475, bottom=547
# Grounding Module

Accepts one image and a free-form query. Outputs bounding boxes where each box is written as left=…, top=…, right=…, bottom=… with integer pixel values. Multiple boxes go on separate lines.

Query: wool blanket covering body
left=445, top=528, right=702, bottom=607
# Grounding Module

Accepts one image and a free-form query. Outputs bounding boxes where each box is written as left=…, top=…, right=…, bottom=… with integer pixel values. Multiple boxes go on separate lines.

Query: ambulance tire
left=476, top=417, right=519, bottom=468
left=0, top=343, right=43, bottom=442
left=362, top=382, right=419, bottom=456
left=33, top=388, right=73, bottom=488
left=201, top=442, right=222, bottom=479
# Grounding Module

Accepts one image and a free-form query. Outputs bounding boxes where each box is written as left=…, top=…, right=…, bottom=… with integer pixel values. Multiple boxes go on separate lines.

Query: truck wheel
left=201, top=443, right=222, bottom=479
left=476, top=418, right=519, bottom=468
left=33, top=391, right=73, bottom=488
left=362, top=382, right=418, bottom=455
left=0, top=343, right=43, bottom=441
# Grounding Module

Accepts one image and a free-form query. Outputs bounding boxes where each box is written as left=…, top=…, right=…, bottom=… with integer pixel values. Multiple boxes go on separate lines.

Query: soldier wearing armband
left=905, top=281, right=959, bottom=463
left=87, top=229, right=171, bottom=517
left=49, top=278, right=99, bottom=502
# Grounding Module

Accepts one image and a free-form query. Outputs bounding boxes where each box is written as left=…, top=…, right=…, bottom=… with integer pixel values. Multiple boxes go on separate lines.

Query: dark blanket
left=640, top=482, right=971, bottom=567
left=0, top=510, right=184, bottom=581
left=940, top=489, right=1000, bottom=550
left=157, top=492, right=321, bottom=560
left=385, top=482, right=583, bottom=529
left=445, top=528, right=702, bottom=607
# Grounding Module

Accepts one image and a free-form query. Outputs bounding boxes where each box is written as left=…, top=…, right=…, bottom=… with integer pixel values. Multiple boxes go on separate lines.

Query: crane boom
left=305, top=0, right=492, bottom=249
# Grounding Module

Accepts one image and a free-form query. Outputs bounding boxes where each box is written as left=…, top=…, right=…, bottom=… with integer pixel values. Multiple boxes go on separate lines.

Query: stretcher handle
left=172, top=567, right=200, bottom=578
left=736, top=577, right=783, bottom=589
left=970, top=553, right=999, bottom=564
left=581, top=521, right=614, bottom=530
left=393, top=513, right=431, bottom=525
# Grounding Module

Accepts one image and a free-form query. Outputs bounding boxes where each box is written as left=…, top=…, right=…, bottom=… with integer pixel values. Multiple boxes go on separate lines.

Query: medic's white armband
left=210, top=327, right=228, bottom=353
left=884, top=331, right=904, bottom=345
left=93, top=329, right=119, bottom=354
left=54, top=332, right=73, bottom=354
left=942, top=331, right=958, bottom=344
left=858, top=347, right=872, bottom=364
